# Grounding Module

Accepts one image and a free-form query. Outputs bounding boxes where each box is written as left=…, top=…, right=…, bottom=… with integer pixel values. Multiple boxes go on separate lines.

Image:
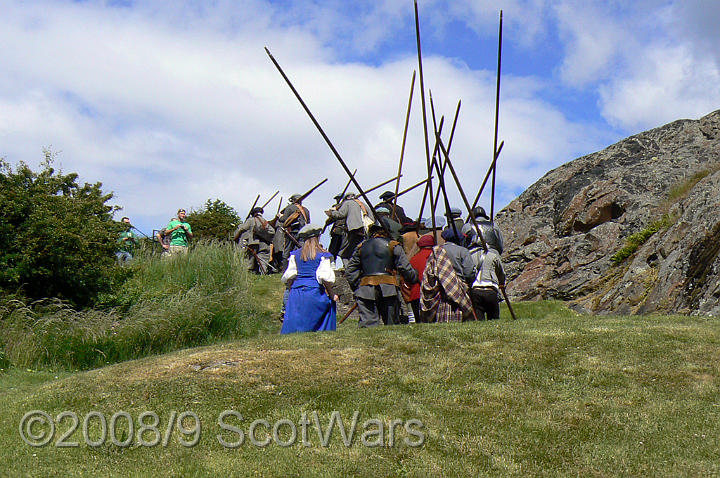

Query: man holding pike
left=276, top=194, right=310, bottom=271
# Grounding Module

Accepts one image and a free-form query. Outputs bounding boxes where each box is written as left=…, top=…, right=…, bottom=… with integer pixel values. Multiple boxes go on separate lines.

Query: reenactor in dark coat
left=326, top=193, right=346, bottom=264
left=345, top=219, right=418, bottom=327
left=325, top=192, right=369, bottom=270
left=234, top=207, right=275, bottom=274
left=444, top=207, right=465, bottom=237
left=375, top=190, right=413, bottom=227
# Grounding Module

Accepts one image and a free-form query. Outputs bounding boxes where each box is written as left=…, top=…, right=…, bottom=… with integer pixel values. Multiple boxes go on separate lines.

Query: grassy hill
left=2, top=301, right=718, bottom=477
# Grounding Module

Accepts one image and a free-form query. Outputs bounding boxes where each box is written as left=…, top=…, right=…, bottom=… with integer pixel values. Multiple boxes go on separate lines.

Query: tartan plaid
left=420, top=245, right=473, bottom=322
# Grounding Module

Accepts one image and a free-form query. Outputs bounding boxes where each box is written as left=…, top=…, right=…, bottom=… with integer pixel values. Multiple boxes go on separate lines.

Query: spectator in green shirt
left=116, top=216, right=137, bottom=263
left=166, top=209, right=193, bottom=255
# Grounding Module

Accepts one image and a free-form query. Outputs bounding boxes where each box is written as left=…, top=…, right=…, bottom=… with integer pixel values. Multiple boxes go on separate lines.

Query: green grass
left=0, top=242, right=284, bottom=370
left=666, top=169, right=713, bottom=203
left=1, top=305, right=718, bottom=477
left=610, top=215, right=674, bottom=265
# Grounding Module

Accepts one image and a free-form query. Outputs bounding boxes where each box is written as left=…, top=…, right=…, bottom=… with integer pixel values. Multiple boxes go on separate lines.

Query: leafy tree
left=0, top=152, right=121, bottom=306
left=186, top=199, right=241, bottom=241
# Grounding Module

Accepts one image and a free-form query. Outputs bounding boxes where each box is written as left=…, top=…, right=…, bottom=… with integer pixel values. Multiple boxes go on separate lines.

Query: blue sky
left=1, top=0, right=719, bottom=238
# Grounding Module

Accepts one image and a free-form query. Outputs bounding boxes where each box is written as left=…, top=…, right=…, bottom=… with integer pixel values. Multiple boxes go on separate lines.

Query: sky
left=1, top=0, right=720, bottom=238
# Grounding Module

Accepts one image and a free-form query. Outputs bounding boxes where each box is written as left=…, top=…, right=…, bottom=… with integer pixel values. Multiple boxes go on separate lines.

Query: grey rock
left=498, top=109, right=720, bottom=315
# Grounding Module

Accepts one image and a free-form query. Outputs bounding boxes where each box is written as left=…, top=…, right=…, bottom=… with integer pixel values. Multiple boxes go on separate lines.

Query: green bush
left=186, top=199, right=241, bottom=241
left=0, top=153, right=121, bottom=307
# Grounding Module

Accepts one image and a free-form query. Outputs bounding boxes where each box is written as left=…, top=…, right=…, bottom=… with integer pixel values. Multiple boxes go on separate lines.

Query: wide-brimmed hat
left=298, top=223, right=322, bottom=240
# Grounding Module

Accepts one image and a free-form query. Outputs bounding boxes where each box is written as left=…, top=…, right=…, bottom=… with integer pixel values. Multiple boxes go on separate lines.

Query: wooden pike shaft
left=396, top=177, right=432, bottom=198
left=490, top=10, right=503, bottom=219
left=261, top=191, right=279, bottom=210
left=393, top=71, right=416, bottom=219
left=245, top=194, right=261, bottom=219
left=471, top=141, right=505, bottom=212
left=428, top=96, right=458, bottom=238
left=414, top=0, right=436, bottom=231
left=431, top=95, right=462, bottom=209
left=265, top=47, right=388, bottom=235
left=435, top=134, right=518, bottom=320
left=415, top=116, right=444, bottom=231
left=339, top=303, right=358, bottom=324
left=365, top=174, right=403, bottom=196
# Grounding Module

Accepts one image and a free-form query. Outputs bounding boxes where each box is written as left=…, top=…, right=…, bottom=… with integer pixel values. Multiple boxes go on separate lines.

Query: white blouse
left=281, top=254, right=336, bottom=285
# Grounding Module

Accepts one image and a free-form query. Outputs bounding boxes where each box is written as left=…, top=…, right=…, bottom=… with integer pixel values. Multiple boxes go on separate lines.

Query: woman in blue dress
left=280, top=224, right=337, bottom=334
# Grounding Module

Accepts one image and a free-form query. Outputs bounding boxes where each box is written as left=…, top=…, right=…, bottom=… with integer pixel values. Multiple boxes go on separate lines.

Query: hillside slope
left=2, top=307, right=719, bottom=477
left=497, top=109, right=720, bottom=315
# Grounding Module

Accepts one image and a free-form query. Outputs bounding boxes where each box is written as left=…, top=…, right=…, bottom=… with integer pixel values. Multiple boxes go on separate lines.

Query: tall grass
left=0, top=242, right=283, bottom=370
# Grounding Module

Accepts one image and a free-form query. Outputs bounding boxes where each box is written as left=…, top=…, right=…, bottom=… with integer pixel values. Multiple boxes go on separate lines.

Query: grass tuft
left=610, top=215, right=674, bottom=265
left=0, top=242, right=283, bottom=370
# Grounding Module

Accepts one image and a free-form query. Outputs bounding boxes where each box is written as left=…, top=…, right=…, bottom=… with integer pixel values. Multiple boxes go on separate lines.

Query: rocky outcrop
left=497, top=109, right=720, bottom=316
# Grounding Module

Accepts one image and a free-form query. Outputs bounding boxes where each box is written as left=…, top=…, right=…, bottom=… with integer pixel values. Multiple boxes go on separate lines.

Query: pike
left=339, top=169, right=358, bottom=199
left=428, top=102, right=459, bottom=239
left=415, top=116, right=444, bottom=232
left=129, top=225, right=150, bottom=239
left=396, top=176, right=432, bottom=198
left=435, top=133, right=518, bottom=320
left=296, top=178, right=328, bottom=203
left=321, top=168, right=357, bottom=235
left=414, top=0, right=437, bottom=231
left=365, top=174, right=403, bottom=196
left=245, top=194, right=261, bottom=220
left=246, top=245, right=276, bottom=275
left=393, top=70, right=416, bottom=220
left=265, top=47, right=388, bottom=234
left=431, top=95, right=461, bottom=208
left=490, top=11, right=503, bottom=219
left=260, top=190, right=279, bottom=210
left=470, top=141, right=504, bottom=214
left=338, top=302, right=358, bottom=325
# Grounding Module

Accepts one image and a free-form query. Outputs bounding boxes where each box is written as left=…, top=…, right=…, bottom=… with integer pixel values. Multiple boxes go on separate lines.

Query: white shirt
left=281, top=254, right=335, bottom=285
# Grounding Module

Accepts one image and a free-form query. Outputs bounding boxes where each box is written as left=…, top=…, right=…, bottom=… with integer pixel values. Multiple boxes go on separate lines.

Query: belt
left=359, top=275, right=398, bottom=286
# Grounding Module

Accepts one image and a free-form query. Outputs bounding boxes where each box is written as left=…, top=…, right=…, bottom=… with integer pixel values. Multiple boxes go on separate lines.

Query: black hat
left=250, top=206, right=264, bottom=216
left=369, top=217, right=391, bottom=234
left=379, top=190, right=395, bottom=201
left=289, top=194, right=302, bottom=203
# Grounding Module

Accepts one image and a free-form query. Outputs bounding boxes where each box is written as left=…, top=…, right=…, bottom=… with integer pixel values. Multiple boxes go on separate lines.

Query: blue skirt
left=281, top=284, right=336, bottom=334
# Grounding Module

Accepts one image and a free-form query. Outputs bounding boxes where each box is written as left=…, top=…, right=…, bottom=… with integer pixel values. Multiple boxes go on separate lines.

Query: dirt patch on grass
left=76, top=344, right=375, bottom=389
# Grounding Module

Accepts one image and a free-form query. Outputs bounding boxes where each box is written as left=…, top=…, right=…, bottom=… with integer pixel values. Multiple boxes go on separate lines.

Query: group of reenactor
left=233, top=186, right=508, bottom=326
left=232, top=192, right=310, bottom=275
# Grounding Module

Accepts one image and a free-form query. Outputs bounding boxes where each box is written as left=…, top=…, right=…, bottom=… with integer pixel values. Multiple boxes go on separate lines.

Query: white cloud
left=5, top=0, right=711, bottom=237
left=599, top=44, right=720, bottom=131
